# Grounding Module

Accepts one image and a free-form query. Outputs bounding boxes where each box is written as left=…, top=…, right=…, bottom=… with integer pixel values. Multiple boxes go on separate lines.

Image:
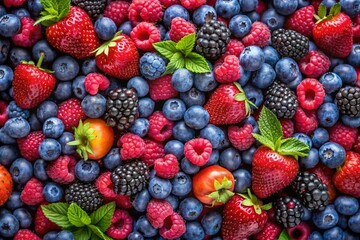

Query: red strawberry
left=312, top=3, right=353, bottom=58
left=0, top=164, right=12, bottom=206
left=204, top=83, right=253, bottom=125
left=253, top=221, right=282, bottom=240
left=13, top=54, right=56, bottom=109
left=222, top=190, right=271, bottom=239
left=36, top=2, right=100, bottom=59
left=94, top=32, right=139, bottom=80
left=333, top=151, right=360, bottom=198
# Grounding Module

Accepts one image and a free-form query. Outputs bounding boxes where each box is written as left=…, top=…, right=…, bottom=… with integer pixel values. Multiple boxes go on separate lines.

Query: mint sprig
left=35, top=0, right=71, bottom=27
left=42, top=202, right=116, bottom=240
left=252, top=107, right=310, bottom=159
left=153, top=33, right=210, bottom=74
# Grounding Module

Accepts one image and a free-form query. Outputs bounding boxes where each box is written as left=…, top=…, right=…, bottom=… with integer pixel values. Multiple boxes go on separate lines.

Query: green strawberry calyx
left=35, top=0, right=71, bottom=27
left=207, top=176, right=235, bottom=206
left=92, top=31, right=123, bottom=57
left=233, top=82, right=257, bottom=116
left=239, top=189, right=272, bottom=215
left=252, top=107, right=310, bottom=160
left=21, top=52, right=54, bottom=74
left=314, top=3, right=341, bottom=24
left=67, top=120, right=96, bottom=161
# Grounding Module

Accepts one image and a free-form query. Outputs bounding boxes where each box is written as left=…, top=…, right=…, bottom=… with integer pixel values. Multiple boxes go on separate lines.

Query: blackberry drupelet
left=72, top=0, right=107, bottom=19
left=105, top=88, right=139, bottom=132
left=291, top=171, right=329, bottom=211
left=274, top=196, right=304, bottom=228
left=264, top=81, right=298, bottom=119
left=195, top=18, right=231, bottom=60
left=271, top=28, right=309, bottom=61
left=65, top=182, right=103, bottom=213
left=111, top=160, right=149, bottom=196
left=335, top=87, right=360, bottom=117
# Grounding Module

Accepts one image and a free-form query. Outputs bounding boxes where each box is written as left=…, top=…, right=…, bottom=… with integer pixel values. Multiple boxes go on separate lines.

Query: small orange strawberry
left=0, top=164, right=12, bottom=206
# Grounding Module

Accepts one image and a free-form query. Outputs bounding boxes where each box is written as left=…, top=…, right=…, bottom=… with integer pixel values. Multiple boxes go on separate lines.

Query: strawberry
left=204, top=82, right=254, bottom=125
left=0, top=164, right=12, bottom=206
left=253, top=222, right=282, bottom=240
left=312, top=3, right=353, bottom=58
left=35, top=0, right=100, bottom=59
left=252, top=107, right=310, bottom=198
left=333, top=151, right=360, bottom=198
left=94, top=32, right=139, bottom=80
left=13, top=53, right=56, bottom=109
left=222, top=190, right=271, bottom=239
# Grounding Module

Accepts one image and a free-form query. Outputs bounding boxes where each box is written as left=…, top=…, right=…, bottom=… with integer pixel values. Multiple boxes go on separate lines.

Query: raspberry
left=46, top=155, right=76, bottom=184
left=222, top=39, right=245, bottom=58
left=149, top=75, right=179, bottom=101
left=104, top=1, right=130, bottom=26
left=106, top=209, right=133, bottom=239
left=141, top=138, right=165, bottom=166
left=184, top=138, right=212, bottom=166
left=228, top=123, right=255, bottom=151
left=131, top=22, right=161, bottom=51
left=96, top=171, right=117, bottom=199
left=148, top=111, right=174, bottom=142
left=280, top=119, right=294, bottom=139
left=12, top=17, right=41, bottom=47
left=214, top=55, right=241, bottom=83
left=329, top=123, right=358, bottom=151
left=115, top=194, right=132, bottom=209
left=0, top=100, right=8, bottom=127
left=20, top=177, right=44, bottom=206
left=160, top=0, right=180, bottom=7
left=353, top=136, right=360, bottom=153
left=154, top=154, right=180, bottom=179
left=296, top=78, right=325, bottom=110
left=128, top=0, right=163, bottom=26
left=179, top=0, right=206, bottom=10
left=242, top=22, right=271, bottom=47
left=17, top=131, right=45, bottom=161
left=14, top=230, right=41, bottom=240
left=3, top=0, right=26, bottom=7
left=84, top=73, right=110, bottom=95
left=293, top=107, right=318, bottom=134
left=146, top=199, right=174, bottom=228
left=299, top=50, right=331, bottom=78
left=169, top=17, right=196, bottom=42
left=35, top=204, right=61, bottom=236
left=311, top=0, right=322, bottom=12
left=159, top=212, right=186, bottom=239
left=57, top=98, right=86, bottom=131
left=285, top=6, right=315, bottom=38
left=117, top=133, right=146, bottom=160
left=253, top=222, right=282, bottom=240
left=256, top=0, right=267, bottom=15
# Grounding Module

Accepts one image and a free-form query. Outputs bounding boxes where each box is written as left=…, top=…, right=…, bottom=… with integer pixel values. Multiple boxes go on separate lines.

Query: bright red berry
left=280, top=119, right=294, bottom=139
left=184, top=138, right=212, bottom=166
left=115, top=194, right=133, bottom=209
left=12, top=17, right=41, bottom=47
left=285, top=6, right=315, bottom=38
left=14, top=229, right=41, bottom=240
left=147, top=199, right=174, bottom=228
left=228, top=123, right=255, bottom=151
left=104, top=1, right=130, bottom=26
left=159, top=212, right=186, bottom=239
left=169, top=17, right=196, bottom=42
left=84, top=73, right=110, bottom=95
left=179, top=0, right=206, bottom=10
left=296, top=78, right=325, bottom=110
left=131, top=22, right=161, bottom=51
left=214, top=55, right=241, bottom=83
left=17, top=131, right=45, bottom=161
left=106, top=209, right=133, bottom=240
left=96, top=171, right=117, bottom=199
left=154, top=154, right=180, bottom=179
left=293, top=107, right=318, bottom=134
left=329, top=123, right=358, bottom=151
left=149, top=75, right=179, bottom=101
left=353, top=136, right=360, bottom=153
left=35, top=204, right=60, bottom=236
left=222, top=39, right=245, bottom=58
left=160, top=0, right=180, bottom=7
left=299, top=50, right=331, bottom=78
left=0, top=101, right=8, bottom=127
left=57, top=98, right=86, bottom=131
left=253, top=222, right=282, bottom=240
left=117, top=133, right=146, bottom=160
left=46, top=155, right=76, bottom=184
left=141, top=138, right=165, bottom=167
left=242, top=21, right=271, bottom=47
left=3, top=0, right=26, bottom=7
left=20, top=178, right=44, bottom=206
left=148, top=111, right=174, bottom=142
left=128, top=0, right=163, bottom=26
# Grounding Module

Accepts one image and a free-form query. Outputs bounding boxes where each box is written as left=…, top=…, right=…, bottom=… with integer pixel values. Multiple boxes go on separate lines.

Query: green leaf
left=234, top=93, right=246, bottom=101
left=277, top=138, right=310, bottom=159
left=163, top=52, right=185, bottom=75
left=176, top=33, right=196, bottom=56
left=257, top=107, right=283, bottom=148
left=278, top=230, right=291, bottom=240
left=329, top=2, right=341, bottom=16
left=153, top=40, right=178, bottom=60
left=73, top=227, right=92, bottom=240
left=36, top=0, right=70, bottom=26
left=252, top=133, right=276, bottom=151
left=41, top=203, right=73, bottom=229
left=184, top=52, right=210, bottom=73
left=88, top=225, right=112, bottom=240
left=91, top=234, right=103, bottom=240
left=67, top=203, right=91, bottom=228
left=90, top=202, right=116, bottom=232
left=318, top=4, right=327, bottom=19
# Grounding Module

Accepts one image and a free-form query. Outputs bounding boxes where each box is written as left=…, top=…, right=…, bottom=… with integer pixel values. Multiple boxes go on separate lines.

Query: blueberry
left=302, top=206, right=312, bottom=221
left=312, top=205, right=339, bottom=230
left=232, top=169, right=252, bottom=193
left=293, top=133, right=312, bottom=149
left=128, top=231, right=144, bottom=240
left=72, top=76, right=86, bottom=99
left=0, top=65, right=13, bottom=91
left=171, top=172, right=192, bottom=197
left=37, top=101, right=58, bottom=122
left=183, top=222, right=205, bottom=240
left=251, top=63, right=276, bottom=89
left=261, top=8, right=285, bottom=30
left=309, top=231, right=323, bottom=240
left=5, top=192, right=23, bottom=210
left=0, top=6, right=5, bottom=17
left=172, top=68, right=194, bottom=92
left=103, top=148, right=121, bottom=171
left=263, top=46, right=280, bottom=67
left=238, top=65, right=251, bottom=86
left=54, top=81, right=72, bottom=101
left=43, top=182, right=64, bottom=202
left=6, top=101, right=29, bottom=119
left=200, top=124, right=225, bottom=149
left=201, top=211, right=222, bottom=236
left=135, top=216, right=158, bottom=237
left=118, top=21, right=133, bottom=35
left=0, top=38, right=10, bottom=64
left=193, top=5, right=217, bottom=26
left=275, top=57, right=299, bottom=83
left=180, top=88, right=206, bottom=107
left=10, top=47, right=31, bottom=67
left=129, top=118, right=149, bottom=138
left=28, top=0, right=43, bottom=16
left=43, top=231, right=59, bottom=240
left=55, top=230, right=74, bottom=240
left=94, top=17, right=116, bottom=40
left=181, top=157, right=200, bottom=175
left=184, top=105, right=209, bottom=130
left=81, top=58, right=97, bottom=75
left=32, top=40, right=56, bottom=63
left=38, top=138, right=62, bottom=161
left=10, top=158, right=33, bottom=184
left=149, top=176, right=172, bottom=199
left=81, top=94, right=107, bottom=118
left=0, top=213, right=19, bottom=238
left=342, top=115, right=360, bottom=128
left=319, top=72, right=343, bottom=94
left=138, top=97, right=155, bottom=118
left=319, top=142, right=346, bottom=168
left=43, top=117, right=64, bottom=138
left=273, top=0, right=298, bottom=15
left=241, top=0, right=258, bottom=12
left=215, top=0, right=240, bottom=19
left=333, top=64, right=357, bottom=85
left=58, top=132, right=76, bottom=155
left=340, top=0, right=360, bottom=18
left=133, top=189, right=151, bottom=212
left=229, top=15, right=252, bottom=38
left=53, top=55, right=79, bottom=81
left=323, top=226, right=344, bottom=240
left=299, top=148, right=319, bottom=169
left=0, top=128, right=16, bottom=144
left=139, top=53, right=166, bottom=80
left=157, top=24, right=166, bottom=40
left=219, top=147, right=241, bottom=171
left=243, top=116, right=259, bottom=133
left=173, top=121, right=195, bottom=142
left=28, top=113, right=42, bottom=131
left=75, top=160, right=100, bottom=182
left=179, top=197, right=203, bottom=221
left=194, top=71, right=217, bottom=92
left=127, top=76, right=149, bottom=97
left=163, top=98, right=187, bottom=121
left=335, top=196, right=359, bottom=216
left=312, top=128, right=329, bottom=148
left=317, top=103, right=340, bottom=127
left=163, top=5, right=190, bottom=28
left=4, top=117, right=30, bottom=138
left=348, top=44, right=360, bottom=67
left=240, top=46, right=265, bottom=71
left=0, top=145, right=19, bottom=166
left=13, top=208, right=32, bottom=228
left=0, top=14, right=20, bottom=37
left=246, top=11, right=260, bottom=22
left=344, top=230, right=360, bottom=239
left=164, top=140, right=184, bottom=159
left=34, top=159, right=48, bottom=181
left=349, top=211, right=360, bottom=233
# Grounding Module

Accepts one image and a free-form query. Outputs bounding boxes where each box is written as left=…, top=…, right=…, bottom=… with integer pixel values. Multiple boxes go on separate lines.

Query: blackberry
left=111, top=160, right=149, bottom=196
left=271, top=28, right=309, bottom=61
left=65, top=182, right=103, bottom=213
left=274, top=196, right=304, bottom=228
left=264, top=81, right=298, bottom=119
left=105, top=88, right=139, bottom=132
left=335, top=87, right=360, bottom=117
left=291, top=171, right=329, bottom=211
left=195, top=17, right=231, bottom=60
left=71, top=0, right=107, bottom=19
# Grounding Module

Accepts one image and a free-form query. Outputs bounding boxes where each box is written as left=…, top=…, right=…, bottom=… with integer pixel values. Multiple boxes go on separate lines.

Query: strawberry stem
left=37, top=52, right=45, bottom=68
left=233, top=82, right=257, bottom=116
left=239, top=189, right=272, bottom=215
left=207, top=177, right=235, bottom=206
left=67, top=120, right=96, bottom=161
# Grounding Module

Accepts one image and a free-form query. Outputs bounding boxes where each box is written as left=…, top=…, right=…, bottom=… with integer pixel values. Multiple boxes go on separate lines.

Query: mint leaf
left=185, top=52, right=210, bottom=73
left=176, top=33, right=196, bottom=56
left=257, top=107, right=283, bottom=147
left=318, top=4, right=327, bottom=19
left=88, top=225, right=112, bottom=240
left=164, top=52, right=185, bottom=75
left=278, top=230, right=291, bottom=240
left=90, top=202, right=116, bottom=232
left=91, top=234, right=103, bottom=240
left=331, top=2, right=341, bottom=16
left=41, top=203, right=73, bottom=229
left=73, top=226, right=92, bottom=240
left=277, top=138, right=310, bottom=159
left=67, top=203, right=91, bottom=227
left=153, top=40, right=177, bottom=60
left=252, top=133, right=275, bottom=151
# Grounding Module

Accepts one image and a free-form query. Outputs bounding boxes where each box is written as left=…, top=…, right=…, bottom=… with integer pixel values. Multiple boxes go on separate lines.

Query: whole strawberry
left=13, top=53, right=56, bottom=109
left=35, top=0, right=100, bottom=59
left=252, top=107, right=310, bottom=198
left=0, top=164, right=12, bottom=206
left=222, top=189, right=271, bottom=239
left=204, top=82, right=254, bottom=125
left=312, top=3, right=353, bottom=58
left=94, top=32, right=139, bottom=80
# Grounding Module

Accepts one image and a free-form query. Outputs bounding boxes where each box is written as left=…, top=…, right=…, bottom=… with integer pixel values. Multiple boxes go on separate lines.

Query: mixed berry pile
left=1, top=0, right=360, bottom=239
